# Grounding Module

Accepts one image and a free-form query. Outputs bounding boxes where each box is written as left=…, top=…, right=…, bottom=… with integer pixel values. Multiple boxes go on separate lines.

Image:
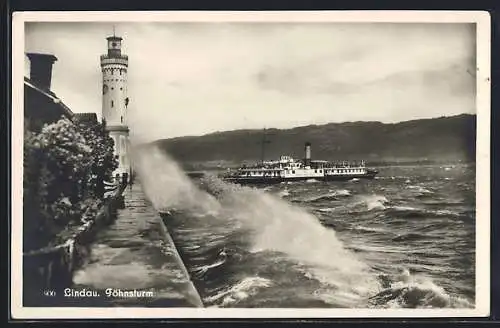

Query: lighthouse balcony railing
left=100, top=55, right=129, bottom=66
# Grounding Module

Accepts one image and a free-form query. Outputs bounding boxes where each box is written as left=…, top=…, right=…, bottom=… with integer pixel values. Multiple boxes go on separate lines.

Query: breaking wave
left=304, top=189, right=352, bottom=203
left=204, top=277, right=273, bottom=307
left=406, top=185, right=435, bottom=198
left=359, top=195, right=389, bottom=211
left=135, top=146, right=381, bottom=306
left=386, top=206, right=461, bottom=219
left=191, top=258, right=227, bottom=280
left=278, top=189, right=290, bottom=198
left=198, top=175, right=377, bottom=294
left=132, top=146, right=475, bottom=309
left=369, top=269, right=473, bottom=309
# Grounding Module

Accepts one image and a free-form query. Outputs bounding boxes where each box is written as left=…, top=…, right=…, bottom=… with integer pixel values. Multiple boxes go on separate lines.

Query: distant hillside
left=152, top=114, right=476, bottom=166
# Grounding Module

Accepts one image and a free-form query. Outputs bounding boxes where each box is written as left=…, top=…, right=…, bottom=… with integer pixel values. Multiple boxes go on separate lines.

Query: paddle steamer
left=223, top=142, right=378, bottom=185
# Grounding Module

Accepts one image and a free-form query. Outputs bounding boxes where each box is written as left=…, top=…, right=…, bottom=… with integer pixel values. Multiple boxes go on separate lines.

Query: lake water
left=137, top=148, right=475, bottom=308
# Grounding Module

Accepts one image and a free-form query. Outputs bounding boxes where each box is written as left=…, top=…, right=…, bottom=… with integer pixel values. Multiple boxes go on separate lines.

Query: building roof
left=24, top=76, right=74, bottom=119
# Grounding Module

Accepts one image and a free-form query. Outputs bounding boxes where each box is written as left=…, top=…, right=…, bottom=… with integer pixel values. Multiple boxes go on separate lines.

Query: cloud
left=25, top=22, right=476, bottom=142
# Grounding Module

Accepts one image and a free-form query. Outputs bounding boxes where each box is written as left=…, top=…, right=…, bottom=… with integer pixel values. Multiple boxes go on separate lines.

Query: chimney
left=304, top=142, right=311, bottom=167
left=26, top=53, right=58, bottom=91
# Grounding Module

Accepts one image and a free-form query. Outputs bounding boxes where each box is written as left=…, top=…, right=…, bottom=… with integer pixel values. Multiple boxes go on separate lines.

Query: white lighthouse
left=100, top=32, right=131, bottom=182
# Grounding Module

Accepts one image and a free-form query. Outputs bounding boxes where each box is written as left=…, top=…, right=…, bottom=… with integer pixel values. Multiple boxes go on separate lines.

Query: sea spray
left=125, top=146, right=474, bottom=308
left=133, top=146, right=381, bottom=304
left=132, top=146, right=220, bottom=215
left=199, top=174, right=382, bottom=301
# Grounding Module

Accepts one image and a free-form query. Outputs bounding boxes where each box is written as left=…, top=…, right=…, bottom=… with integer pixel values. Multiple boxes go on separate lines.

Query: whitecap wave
left=353, top=225, right=388, bottom=234
left=370, top=269, right=473, bottom=308
left=317, top=208, right=335, bottom=213
left=406, top=185, right=434, bottom=195
left=359, top=195, right=389, bottom=211
left=204, top=276, right=273, bottom=307
left=135, top=146, right=380, bottom=307
left=191, top=258, right=227, bottom=279
left=278, top=189, right=290, bottom=198
left=387, top=206, right=460, bottom=218
left=305, top=189, right=352, bottom=202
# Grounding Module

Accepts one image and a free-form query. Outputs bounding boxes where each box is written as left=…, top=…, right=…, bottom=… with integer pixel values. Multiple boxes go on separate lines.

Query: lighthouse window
left=121, top=116, right=123, bottom=123
left=120, top=87, right=123, bottom=90
left=292, top=170, right=295, bottom=174
left=111, top=87, right=114, bottom=90
left=111, top=100, right=114, bottom=107
left=319, top=170, right=322, bottom=173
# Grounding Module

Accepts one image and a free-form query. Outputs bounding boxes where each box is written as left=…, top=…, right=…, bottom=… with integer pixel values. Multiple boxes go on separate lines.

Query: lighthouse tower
left=100, top=32, right=131, bottom=182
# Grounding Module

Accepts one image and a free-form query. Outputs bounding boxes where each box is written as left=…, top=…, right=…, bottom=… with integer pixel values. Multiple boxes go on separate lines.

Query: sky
left=25, top=22, right=476, bottom=143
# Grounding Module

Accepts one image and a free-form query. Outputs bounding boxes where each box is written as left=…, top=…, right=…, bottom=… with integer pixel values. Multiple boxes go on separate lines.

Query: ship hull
left=223, top=177, right=283, bottom=185
left=223, top=172, right=377, bottom=185
left=324, top=172, right=378, bottom=181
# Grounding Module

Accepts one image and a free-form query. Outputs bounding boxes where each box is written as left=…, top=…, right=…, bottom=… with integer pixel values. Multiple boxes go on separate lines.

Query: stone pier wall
left=156, top=209, right=204, bottom=307
left=22, top=183, right=127, bottom=306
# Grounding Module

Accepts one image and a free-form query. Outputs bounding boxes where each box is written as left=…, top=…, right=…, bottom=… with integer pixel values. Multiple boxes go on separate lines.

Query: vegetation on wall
left=23, top=116, right=118, bottom=252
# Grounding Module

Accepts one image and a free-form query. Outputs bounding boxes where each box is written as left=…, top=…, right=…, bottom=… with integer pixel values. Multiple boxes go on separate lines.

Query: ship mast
left=259, top=128, right=271, bottom=165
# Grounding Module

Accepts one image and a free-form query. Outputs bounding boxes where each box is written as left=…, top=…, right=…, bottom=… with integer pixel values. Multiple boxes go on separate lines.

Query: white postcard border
left=11, top=10, right=491, bottom=319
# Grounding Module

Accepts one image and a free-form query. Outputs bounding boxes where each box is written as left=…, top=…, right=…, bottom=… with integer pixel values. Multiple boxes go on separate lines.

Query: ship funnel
left=304, top=142, right=311, bottom=166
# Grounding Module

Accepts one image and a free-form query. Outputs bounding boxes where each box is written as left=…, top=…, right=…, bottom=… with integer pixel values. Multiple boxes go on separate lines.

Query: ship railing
left=321, top=161, right=367, bottom=168
left=238, top=167, right=282, bottom=171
